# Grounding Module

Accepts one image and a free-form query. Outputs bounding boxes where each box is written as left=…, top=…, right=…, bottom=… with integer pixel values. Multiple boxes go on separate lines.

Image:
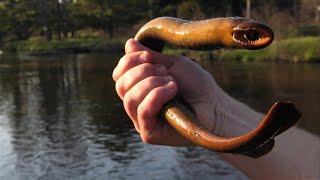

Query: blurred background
left=0, top=0, right=319, bottom=179
left=0, top=0, right=319, bottom=61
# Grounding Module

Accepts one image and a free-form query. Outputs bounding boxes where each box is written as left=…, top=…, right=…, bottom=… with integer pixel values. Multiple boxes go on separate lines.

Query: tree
left=246, top=0, right=251, bottom=18
left=0, top=0, right=36, bottom=40
left=177, top=1, right=204, bottom=20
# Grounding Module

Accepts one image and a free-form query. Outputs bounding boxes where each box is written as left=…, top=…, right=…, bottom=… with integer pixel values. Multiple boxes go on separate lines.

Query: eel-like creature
left=134, top=17, right=301, bottom=158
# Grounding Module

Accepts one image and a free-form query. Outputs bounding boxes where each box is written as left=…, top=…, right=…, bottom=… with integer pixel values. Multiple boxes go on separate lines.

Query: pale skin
left=112, top=39, right=320, bottom=179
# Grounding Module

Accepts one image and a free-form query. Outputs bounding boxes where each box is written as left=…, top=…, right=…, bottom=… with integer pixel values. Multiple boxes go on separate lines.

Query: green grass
left=5, top=36, right=126, bottom=54
left=164, top=36, right=320, bottom=63
left=164, top=48, right=215, bottom=59
left=220, top=36, right=320, bottom=62
left=277, top=36, right=320, bottom=62
left=219, top=46, right=276, bottom=62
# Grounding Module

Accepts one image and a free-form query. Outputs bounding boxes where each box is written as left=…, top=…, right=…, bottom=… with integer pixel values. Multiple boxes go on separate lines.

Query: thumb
left=125, top=38, right=150, bottom=54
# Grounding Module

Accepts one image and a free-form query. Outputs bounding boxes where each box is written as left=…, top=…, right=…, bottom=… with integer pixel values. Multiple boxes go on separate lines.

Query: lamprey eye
left=244, top=30, right=260, bottom=41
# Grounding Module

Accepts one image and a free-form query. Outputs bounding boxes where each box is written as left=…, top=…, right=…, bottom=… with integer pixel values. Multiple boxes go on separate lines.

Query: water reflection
left=1, top=54, right=320, bottom=179
left=0, top=54, right=246, bottom=179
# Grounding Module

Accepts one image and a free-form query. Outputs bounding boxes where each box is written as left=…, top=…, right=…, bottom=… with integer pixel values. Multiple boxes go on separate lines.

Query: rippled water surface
left=0, top=54, right=319, bottom=179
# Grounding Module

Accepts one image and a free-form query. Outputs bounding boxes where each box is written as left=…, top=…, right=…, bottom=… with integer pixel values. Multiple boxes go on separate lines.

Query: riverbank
left=3, top=37, right=126, bottom=55
left=2, top=36, right=319, bottom=63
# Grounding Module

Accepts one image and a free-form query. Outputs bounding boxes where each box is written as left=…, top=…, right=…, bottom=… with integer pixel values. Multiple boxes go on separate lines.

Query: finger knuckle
left=140, top=133, right=155, bottom=144
left=137, top=103, right=150, bottom=121
left=115, top=80, right=124, bottom=98
left=125, top=53, right=137, bottom=64
left=123, top=93, right=136, bottom=112
left=144, top=76, right=161, bottom=87
left=139, top=63, right=155, bottom=76
left=151, top=87, right=167, bottom=101
left=125, top=38, right=134, bottom=48
left=112, top=69, right=117, bottom=81
left=141, top=51, right=153, bottom=62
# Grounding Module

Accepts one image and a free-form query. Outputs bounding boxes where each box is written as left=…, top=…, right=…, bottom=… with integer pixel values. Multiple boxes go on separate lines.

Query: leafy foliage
left=0, top=0, right=318, bottom=44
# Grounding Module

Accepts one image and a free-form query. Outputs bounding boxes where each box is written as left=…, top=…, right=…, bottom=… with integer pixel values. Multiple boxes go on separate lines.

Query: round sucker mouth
left=232, top=27, right=274, bottom=50
left=244, top=30, right=260, bottom=41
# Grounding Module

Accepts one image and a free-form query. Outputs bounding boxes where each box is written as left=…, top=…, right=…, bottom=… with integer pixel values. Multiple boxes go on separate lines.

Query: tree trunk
left=71, top=30, right=75, bottom=38
left=149, top=0, right=153, bottom=19
left=105, top=16, right=114, bottom=38
left=39, top=0, right=52, bottom=41
left=107, top=0, right=114, bottom=37
left=246, top=0, right=251, bottom=18
left=46, top=27, right=52, bottom=41
left=56, top=0, right=63, bottom=40
left=316, top=2, right=320, bottom=23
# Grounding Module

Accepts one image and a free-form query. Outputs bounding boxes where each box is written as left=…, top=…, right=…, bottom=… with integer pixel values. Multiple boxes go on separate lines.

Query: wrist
left=204, top=86, right=263, bottom=137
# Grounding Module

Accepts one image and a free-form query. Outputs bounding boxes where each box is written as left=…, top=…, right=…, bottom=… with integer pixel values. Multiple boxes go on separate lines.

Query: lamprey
left=134, top=17, right=301, bottom=158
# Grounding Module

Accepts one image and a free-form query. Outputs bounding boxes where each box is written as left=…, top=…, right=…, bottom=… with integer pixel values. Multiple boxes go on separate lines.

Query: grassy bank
left=4, top=36, right=127, bottom=55
left=2, top=36, right=319, bottom=63
left=165, top=36, right=320, bottom=63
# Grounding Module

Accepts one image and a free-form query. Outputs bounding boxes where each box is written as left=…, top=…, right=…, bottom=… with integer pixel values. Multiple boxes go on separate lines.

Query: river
left=0, top=53, right=319, bottom=179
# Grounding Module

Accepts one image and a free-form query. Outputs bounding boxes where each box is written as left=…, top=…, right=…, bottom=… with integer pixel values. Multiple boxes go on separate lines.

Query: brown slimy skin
left=134, top=17, right=301, bottom=158
left=135, top=17, right=274, bottom=51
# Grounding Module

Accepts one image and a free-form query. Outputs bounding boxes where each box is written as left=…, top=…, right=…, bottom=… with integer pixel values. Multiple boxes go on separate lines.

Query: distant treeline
left=0, top=0, right=319, bottom=44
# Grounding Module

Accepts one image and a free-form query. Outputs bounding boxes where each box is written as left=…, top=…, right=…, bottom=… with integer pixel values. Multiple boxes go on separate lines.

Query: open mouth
left=232, top=26, right=274, bottom=49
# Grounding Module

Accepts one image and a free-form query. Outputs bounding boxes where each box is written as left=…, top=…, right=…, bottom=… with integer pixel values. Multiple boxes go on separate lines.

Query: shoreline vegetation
left=1, top=1, right=319, bottom=63
left=2, top=36, right=319, bottom=63
left=2, top=36, right=127, bottom=55
left=164, top=36, right=320, bottom=63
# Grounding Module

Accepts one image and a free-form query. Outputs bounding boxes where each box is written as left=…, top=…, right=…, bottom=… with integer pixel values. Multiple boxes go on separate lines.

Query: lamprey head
left=232, top=19, right=274, bottom=50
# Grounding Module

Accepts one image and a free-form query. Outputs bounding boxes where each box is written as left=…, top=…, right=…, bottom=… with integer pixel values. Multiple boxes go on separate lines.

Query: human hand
left=113, top=39, right=319, bottom=179
left=112, top=39, right=223, bottom=146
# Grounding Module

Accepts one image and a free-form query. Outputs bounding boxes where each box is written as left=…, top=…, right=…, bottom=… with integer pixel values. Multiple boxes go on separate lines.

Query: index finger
left=125, top=39, right=177, bottom=68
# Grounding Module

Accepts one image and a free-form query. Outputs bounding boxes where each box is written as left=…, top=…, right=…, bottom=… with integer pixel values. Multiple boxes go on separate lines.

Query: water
left=0, top=53, right=319, bottom=179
